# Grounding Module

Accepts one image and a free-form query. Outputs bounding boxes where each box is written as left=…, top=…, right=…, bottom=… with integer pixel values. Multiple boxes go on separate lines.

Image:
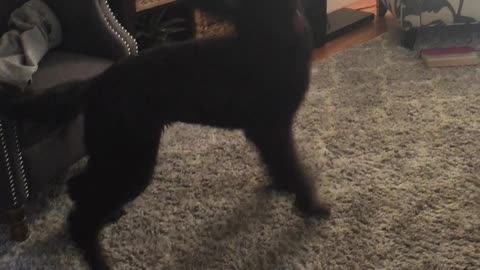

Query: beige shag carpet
left=1, top=32, right=479, bottom=269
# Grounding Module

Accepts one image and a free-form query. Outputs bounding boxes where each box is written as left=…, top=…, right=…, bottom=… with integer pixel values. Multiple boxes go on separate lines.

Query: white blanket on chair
left=0, top=0, right=62, bottom=90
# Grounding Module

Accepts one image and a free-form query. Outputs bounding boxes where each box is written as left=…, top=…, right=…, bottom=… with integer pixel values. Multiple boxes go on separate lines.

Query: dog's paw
left=294, top=195, right=331, bottom=219
left=104, top=208, right=126, bottom=224
left=267, top=181, right=296, bottom=194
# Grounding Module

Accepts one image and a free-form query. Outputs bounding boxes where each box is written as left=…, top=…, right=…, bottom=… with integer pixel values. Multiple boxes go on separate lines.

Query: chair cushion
left=18, top=51, right=112, bottom=148
left=31, top=51, right=112, bottom=89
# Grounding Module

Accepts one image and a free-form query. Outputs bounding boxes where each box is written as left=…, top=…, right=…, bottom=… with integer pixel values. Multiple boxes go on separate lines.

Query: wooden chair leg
left=6, top=206, right=29, bottom=242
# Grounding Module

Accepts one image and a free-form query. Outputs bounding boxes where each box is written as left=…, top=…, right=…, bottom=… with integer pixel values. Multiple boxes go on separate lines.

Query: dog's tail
left=0, top=80, right=91, bottom=124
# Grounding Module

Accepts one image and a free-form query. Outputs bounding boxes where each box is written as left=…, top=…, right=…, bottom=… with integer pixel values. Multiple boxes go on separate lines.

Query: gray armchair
left=0, top=0, right=137, bottom=241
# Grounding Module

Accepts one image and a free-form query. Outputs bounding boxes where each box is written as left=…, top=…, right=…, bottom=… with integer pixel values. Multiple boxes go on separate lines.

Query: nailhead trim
left=13, top=124, right=29, bottom=199
left=0, top=121, right=18, bottom=207
left=104, top=0, right=139, bottom=54
left=102, top=13, right=131, bottom=55
left=100, top=0, right=139, bottom=56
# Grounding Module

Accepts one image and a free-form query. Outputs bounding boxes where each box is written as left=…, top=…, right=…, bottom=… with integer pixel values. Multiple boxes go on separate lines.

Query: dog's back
left=93, top=0, right=314, bottom=128
left=1, top=0, right=313, bottom=127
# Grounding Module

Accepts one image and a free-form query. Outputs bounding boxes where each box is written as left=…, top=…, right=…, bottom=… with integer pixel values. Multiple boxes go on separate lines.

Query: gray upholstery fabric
left=44, top=0, right=134, bottom=60
left=0, top=0, right=137, bottom=60
left=30, top=51, right=112, bottom=90
left=0, top=0, right=63, bottom=88
left=17, top=51, right=111, bottom=196
left=19, top=52, right=112, bottom=149
left=0, top=0, right=133, bottom=214
left=22, top=115, right=85, bottom=195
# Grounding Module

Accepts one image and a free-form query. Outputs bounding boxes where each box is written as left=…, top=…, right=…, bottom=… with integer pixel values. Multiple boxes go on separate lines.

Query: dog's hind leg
left=245, top=123, right=331, bottom=218
left=67, top=126, right=162, bottom=270
left=67, top=166, right=112, bottom=270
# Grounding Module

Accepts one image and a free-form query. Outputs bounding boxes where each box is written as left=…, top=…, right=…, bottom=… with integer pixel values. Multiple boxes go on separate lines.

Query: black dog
left=1, top=0, right=330, bottom=269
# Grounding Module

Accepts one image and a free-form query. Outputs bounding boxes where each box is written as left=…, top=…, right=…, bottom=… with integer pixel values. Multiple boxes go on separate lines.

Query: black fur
left=0, top=0, right=330, bottom=269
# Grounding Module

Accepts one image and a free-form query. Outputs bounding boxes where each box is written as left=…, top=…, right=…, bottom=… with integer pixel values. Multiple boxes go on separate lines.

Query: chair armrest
left=46, top=0, right=138, bottom=60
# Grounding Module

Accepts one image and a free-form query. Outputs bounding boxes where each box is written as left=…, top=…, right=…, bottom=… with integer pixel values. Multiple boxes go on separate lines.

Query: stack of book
left=421, top=47, right=479, bottom=68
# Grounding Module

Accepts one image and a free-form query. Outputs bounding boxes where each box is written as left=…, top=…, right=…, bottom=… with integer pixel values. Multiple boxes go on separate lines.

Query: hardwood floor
left=312, top=0, right=401, bottom=62
left=126, top=0, right=400, bottom=61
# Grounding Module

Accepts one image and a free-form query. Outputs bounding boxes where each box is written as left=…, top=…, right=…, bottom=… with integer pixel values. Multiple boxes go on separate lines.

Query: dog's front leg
left=245, top=123, right=331, bottom=218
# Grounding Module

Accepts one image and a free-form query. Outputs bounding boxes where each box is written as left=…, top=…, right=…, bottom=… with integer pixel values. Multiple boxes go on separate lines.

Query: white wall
left=327, top=0, right=357, bottom=12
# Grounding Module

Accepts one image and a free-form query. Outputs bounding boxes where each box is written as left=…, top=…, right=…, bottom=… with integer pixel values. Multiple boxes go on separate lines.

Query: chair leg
left=401, top=29, right=417, bottom=50
left=6, top=206, right=29, bottom=242
left=377, top=0, right=388, bottom=17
